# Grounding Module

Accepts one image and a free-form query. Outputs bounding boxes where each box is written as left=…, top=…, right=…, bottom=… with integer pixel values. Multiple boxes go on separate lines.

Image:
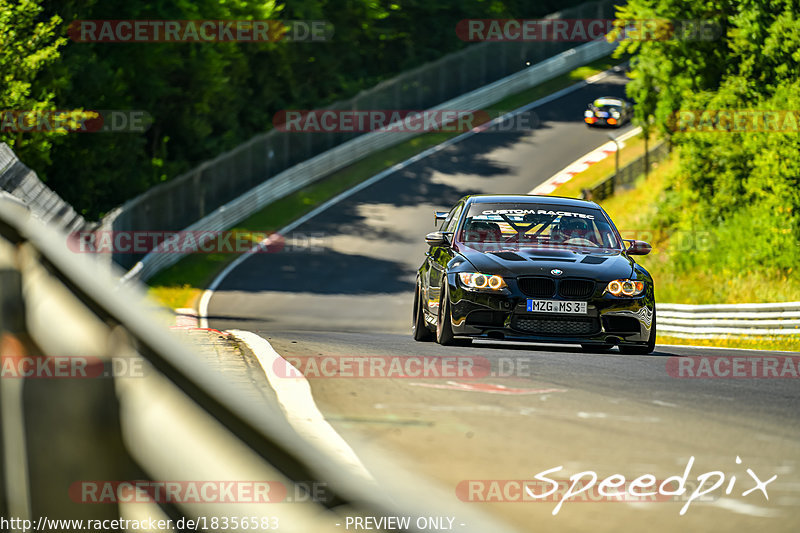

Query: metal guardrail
left=657, top=302, right=800, bottom=338
left=122, top=37, right=618, bottom=282
left=582, top=139, right=670, bottom=202
left=0, top=198, right=517, bottom=532
left=0, top=143, right=88, bottom=232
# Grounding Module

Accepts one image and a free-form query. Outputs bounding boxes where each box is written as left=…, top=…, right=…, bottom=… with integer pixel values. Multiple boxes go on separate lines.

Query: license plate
left=526, top=300, right=587, bottom=314
left=596, top=111, right=609, bottom=117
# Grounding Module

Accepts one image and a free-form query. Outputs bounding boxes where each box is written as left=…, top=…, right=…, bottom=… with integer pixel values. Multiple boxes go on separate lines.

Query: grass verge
left=148, top=55, right=621, bottom=309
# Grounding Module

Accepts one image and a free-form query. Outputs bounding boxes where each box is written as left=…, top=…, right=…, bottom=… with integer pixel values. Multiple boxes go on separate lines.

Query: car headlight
left=458, top=272, right=507, bottom=291
left=584, top=110, right=594, bottom=118
left=611, top=110, right=620, bottom=118
left=605, top=279, right=645, bottom=296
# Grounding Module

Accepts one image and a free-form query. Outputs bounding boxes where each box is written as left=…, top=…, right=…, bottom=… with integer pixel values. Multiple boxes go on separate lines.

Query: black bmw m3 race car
left=584, top=96, right=633, bottom=127
left=413, top=195, right=656, bottom=354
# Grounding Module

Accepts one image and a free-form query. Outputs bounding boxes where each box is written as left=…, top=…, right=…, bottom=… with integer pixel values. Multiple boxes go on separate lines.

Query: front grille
left=518, top=277, right=556, bottom=298
left=512, top=316, right=599, bottom=336
left=558, top=279, right=595, bottom=299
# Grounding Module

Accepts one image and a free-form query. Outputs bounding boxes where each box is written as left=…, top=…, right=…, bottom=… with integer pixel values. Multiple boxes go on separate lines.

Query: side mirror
left=626, top=240, right=652, bottom=256
left=434, top=211, right=448, bottom=225
left=425, top=231, right=450, bottom=247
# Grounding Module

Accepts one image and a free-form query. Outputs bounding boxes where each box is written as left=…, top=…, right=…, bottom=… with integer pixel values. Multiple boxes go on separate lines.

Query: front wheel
left=412, top=278, right=433, bottom=342
left=436, top=282, right=455, bottom=346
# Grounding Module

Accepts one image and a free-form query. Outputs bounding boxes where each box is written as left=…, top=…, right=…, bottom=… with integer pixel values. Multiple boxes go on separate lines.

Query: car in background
left=584, top=97, right=633, bottom=127
left=413, top=194, right=656, bottom=354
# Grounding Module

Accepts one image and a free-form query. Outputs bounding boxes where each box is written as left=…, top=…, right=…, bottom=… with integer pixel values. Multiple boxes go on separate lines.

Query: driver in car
left=549, top=216, right=598, bottom=246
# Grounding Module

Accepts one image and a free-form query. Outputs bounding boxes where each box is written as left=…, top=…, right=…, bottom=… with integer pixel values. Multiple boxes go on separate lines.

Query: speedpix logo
left=457, top=456, right=776, bottom=516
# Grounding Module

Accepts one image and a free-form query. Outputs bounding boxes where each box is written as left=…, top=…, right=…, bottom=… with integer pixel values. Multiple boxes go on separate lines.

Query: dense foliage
left=2, top=0, right=583, bottom=218
left=615, top=0, right=800, bottom=278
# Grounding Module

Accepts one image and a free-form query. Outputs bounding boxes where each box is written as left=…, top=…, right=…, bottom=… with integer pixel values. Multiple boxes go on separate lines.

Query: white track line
left=198, top=67, right=620, bottom=326
left=227, top=329, right=375, bottom=484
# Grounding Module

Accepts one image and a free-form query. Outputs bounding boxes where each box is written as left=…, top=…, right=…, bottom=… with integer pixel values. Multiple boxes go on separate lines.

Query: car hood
left=458, top=246, right=635, bottom=281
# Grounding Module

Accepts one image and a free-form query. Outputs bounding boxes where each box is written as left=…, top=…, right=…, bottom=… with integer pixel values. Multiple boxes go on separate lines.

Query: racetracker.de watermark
left=456, top=19, right=721, bottom=42
left=273, top=109, right=539, bottom=133
left=667, top=356, right=800, bottom=379
left=0, top=356, right=145, bottom=379
left=67, top=231, right=324, bottom=254
left=669, top=110, right=800, bottom=133
left=272, top=355, right=537, bottom=379
left=71, top=480, right=329, bottom=504
left=68, top=20, right=333, bottom=43
left=0, top=110, right=151, bottom=133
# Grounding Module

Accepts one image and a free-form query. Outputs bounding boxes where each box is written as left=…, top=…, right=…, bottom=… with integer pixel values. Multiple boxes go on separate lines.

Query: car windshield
left=594, top=98, right=622, bottom=107
left=458, top=202, right=622, bottom=250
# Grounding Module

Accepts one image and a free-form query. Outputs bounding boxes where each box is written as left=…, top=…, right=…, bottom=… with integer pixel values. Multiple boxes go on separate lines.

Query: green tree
left=0, top=0, right=70, bottom=169
left=616, top=0, right=800, bottom=277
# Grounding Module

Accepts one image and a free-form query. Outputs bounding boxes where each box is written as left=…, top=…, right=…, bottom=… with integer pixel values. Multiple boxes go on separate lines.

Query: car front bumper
left=447, top=276, right=655, bottom=346
left=585, top=116, right=621, bottom=127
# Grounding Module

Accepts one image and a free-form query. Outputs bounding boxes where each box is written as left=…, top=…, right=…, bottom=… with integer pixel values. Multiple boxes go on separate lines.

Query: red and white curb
left=530, top=126, right=642, bottom=195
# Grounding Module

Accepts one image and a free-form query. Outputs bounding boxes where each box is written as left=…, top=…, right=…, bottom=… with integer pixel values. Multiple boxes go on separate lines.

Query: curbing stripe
left=226, top=329, right=375, bottom=483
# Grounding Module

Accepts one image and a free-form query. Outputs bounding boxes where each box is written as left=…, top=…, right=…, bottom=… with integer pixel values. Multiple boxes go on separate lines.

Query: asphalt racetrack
left=205, top=69, right=800, bottom=532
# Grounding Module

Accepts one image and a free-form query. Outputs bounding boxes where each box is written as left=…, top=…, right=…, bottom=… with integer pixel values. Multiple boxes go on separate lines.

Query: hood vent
left=528, top=257, right=575, bottom=263
left=581, top=256, right=608, bottom=264
left=490, top=251, right=525, bottom=261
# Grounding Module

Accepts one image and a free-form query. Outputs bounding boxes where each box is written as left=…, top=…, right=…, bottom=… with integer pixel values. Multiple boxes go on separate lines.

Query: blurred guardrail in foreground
left=0, top=143, right=88, bottom=232
left=582, top=138, right=670, bottom=202
left=657, top=302, right=800, bottom=339
left=0, top=198, right=517, bottom=532
left=104, top=0, right=618, bottom=275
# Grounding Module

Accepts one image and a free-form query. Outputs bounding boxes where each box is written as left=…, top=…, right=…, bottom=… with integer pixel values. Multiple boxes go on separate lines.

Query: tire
left=412, top=278, right=434, bottom=342
left=436, top=282, right=455, bottom=346
left=619, top=309, right=657, bottom=355
left=581, top=343, right=614, bottom=353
